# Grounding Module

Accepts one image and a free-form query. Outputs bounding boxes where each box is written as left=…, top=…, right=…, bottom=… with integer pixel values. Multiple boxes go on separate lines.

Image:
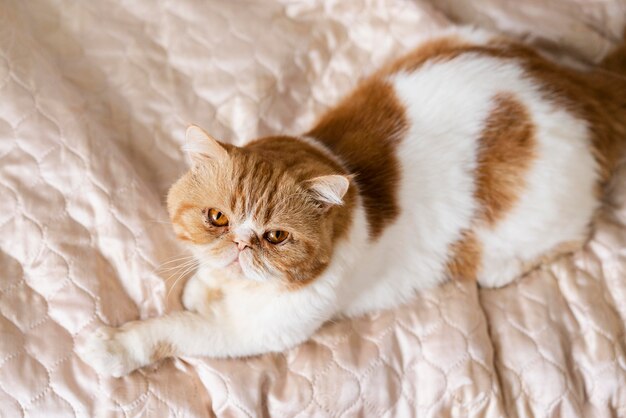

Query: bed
left=1, top=0, right=625, bottom=416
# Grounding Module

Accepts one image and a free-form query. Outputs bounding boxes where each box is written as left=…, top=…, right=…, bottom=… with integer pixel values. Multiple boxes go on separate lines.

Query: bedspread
left=1, top=0, right=626, bottom=416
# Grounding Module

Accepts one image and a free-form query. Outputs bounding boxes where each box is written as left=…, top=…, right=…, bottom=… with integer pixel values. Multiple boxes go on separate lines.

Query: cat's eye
left=265, top=230, right=289, bottom=244
left=206, top=208, right=229, bottom=227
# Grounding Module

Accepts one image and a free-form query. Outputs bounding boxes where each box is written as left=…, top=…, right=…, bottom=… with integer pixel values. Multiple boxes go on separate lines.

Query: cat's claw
left=78, top=326, right=139, bottom=377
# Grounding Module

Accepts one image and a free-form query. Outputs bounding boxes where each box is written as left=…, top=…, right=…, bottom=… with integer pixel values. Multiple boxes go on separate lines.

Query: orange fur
left=445, top=231, right=481, bottom=281
left=377, top=36, right=472, bottom=75
left=167, top=136, right=355, bottom=288
left=475, top=93, right=536, bottom=225
left=445, top=93, right=535, bottom=280
left=307, top=79, right=408, bottom=239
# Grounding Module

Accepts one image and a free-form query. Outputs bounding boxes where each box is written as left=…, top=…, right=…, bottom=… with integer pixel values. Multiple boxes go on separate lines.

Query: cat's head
left=167, top=126, right=354, bottom=287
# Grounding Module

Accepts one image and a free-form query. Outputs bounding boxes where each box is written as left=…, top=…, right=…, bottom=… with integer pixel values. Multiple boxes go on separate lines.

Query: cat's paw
left=78, top=327, right=140, bottom=377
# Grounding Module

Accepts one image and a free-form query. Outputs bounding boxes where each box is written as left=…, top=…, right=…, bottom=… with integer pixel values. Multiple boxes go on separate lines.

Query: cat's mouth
left=227, top=255, right=243, bottom=273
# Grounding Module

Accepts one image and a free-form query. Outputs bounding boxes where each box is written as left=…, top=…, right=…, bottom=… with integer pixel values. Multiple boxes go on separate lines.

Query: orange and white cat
left=80, top=28, right=626, bottom=377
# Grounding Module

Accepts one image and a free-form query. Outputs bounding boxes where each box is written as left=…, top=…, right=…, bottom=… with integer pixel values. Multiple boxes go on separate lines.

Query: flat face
left=168, top=138, right=352, bottom=286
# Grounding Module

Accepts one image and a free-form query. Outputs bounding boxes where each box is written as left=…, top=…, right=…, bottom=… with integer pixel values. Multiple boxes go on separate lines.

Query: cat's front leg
left=79, top=312, right=210, bottom=377
left=79, top=301, right=330, bottom=377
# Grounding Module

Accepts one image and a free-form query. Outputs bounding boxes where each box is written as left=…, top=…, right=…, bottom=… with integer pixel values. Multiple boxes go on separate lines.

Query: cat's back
left=383, top=30, right=600, bottom=288
left=309, top=28, right=620, bottom=303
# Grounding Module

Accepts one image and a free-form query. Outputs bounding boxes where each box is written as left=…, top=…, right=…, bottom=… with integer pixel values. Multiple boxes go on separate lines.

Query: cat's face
left=167, top=126, right=351, bottom=286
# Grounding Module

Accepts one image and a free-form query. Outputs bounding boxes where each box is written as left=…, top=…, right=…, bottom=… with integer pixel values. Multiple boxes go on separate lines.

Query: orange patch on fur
left=445, top=94, right=535, bottom=280
left=445, top=231, right=481, bottom=280
left=476, top=93, right=536, bottom=225
left=308, top=79, right=409, bottom=240
left=377, top=36, right=471, bottom=75
left=150, top=341, right=177, bottom=362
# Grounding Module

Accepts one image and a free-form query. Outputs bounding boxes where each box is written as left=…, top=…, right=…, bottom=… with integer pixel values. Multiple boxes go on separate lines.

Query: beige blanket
left=1, top=1, right=625, bottom=416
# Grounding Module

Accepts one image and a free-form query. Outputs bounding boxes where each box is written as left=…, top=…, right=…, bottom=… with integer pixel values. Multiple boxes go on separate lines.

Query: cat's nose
left=233, top=239, right=251, bottom=251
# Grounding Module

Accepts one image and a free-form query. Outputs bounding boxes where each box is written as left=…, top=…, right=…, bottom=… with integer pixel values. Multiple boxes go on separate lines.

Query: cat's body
left=80, top=28, right=626, bottom=377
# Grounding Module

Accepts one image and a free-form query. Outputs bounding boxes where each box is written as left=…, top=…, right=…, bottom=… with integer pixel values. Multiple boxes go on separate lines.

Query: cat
left=79, top=28, right=626, bottom=377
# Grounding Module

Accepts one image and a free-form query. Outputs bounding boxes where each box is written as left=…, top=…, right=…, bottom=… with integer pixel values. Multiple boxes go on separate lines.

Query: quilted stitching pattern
left=0, top=0, right=625, bottom=416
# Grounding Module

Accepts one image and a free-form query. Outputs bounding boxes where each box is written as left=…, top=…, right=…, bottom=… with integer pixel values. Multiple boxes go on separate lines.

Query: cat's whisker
left=159, top=262, right=198, bottom=274
left=157, top=257, right=197, bottom=272
left=156, top=253, right=195, bottom=263
left=164, top=262, right=198, bottom=285
left=157, top=257, right=196, bottom=268
left=174, top=258, right=203, bottom=277
left=148, top=217, right=174, bottom=224
left=164, top=270, right=198, bottom=301
left=162, top=259, right=199, bottom=283
left=155, top=264, right=197, bottom=278
left=148, top=220, right=174, bottom=225
left=155, top=255, right=196, bottom=269
left=166, top=260, right=205, bottom=300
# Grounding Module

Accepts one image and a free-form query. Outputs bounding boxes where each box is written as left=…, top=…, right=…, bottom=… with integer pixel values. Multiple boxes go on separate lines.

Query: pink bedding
left=1, top=0, right=625, bottom=416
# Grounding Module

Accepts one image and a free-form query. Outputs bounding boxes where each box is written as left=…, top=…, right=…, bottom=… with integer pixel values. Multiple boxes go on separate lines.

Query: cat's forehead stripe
left=230, top=154, right=289, bottom=224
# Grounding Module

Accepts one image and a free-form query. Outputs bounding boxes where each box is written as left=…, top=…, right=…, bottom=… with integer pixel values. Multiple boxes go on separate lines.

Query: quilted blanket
left=2, top=0, right=626, bottom=416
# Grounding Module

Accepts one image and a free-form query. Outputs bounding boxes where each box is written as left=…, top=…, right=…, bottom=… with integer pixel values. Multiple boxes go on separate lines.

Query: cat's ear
left=182, top=125, right=229, bottom=166
left=307, top=175, right=350, bottom=206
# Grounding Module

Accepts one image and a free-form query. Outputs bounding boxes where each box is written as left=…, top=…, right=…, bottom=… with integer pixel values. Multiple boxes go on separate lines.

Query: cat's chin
left=225, top=259, right=243, bottom=274
left=192, top=247, right=272, bottom=283
left=210, top=257, right=267, bottom=283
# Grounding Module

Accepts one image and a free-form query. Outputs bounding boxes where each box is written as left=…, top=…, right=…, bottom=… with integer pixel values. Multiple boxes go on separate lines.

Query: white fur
left=232, top=218, right=256, bottom=243
left=80, top=29, right=602, bottom=376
